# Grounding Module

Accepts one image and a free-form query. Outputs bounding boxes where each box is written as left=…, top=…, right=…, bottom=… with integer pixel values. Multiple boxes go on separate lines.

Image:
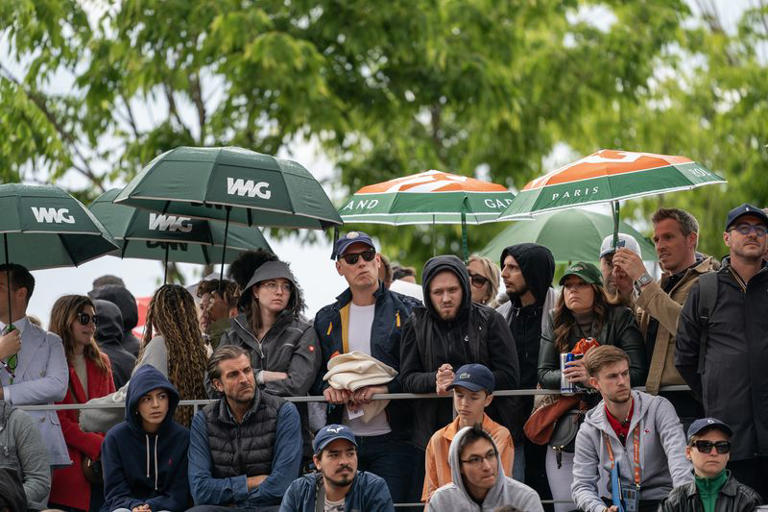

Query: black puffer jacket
left=658, top=473, right=762, bottom=512
left=400, top=255, right=520, bottom=449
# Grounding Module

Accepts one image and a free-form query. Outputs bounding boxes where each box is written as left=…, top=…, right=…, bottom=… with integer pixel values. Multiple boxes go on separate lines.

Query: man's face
left=0, top=273, right=26, bottom=319
left=213, top=354, right=256, bottom=405
left=429, top=270, right=463, bottom=321
left=453, top=386, right=492, bottom=423
left=500, top=255, right=527, bottom=296
left=653, top=218, right=696, bottom=274
left=335, top=242, right=380, bottom=290
left=589, top=359, right=631, bottom=405
left=686, top=428, right=730, bottom=478
left=199, top=291, right=230, bottom=334
left=724, top=215, right=768, bottom=262
left=313, top=439, right=358, bottom=489
left=459, top=437, right=498, bottom=495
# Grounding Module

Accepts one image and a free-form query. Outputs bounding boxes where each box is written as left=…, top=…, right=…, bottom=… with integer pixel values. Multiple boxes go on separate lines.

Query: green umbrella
left=0, top=183, right=118, bottom=331
left=90, top=189, right=274, bottom=282
left=480, top=209, right=656, bottom=263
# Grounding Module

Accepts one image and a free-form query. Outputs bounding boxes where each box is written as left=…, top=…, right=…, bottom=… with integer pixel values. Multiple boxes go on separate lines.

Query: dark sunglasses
left=691, top=440, right=731, bottom=454
left=77, top=312, right=98, bottom=326
left=468, top=272, right=489, bottom=288
left=340, top=249, right=376, bottom=265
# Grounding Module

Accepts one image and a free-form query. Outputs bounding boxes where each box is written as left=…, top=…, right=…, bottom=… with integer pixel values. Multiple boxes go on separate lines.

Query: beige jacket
left=323, top=351, right=397, bottom=423
left=635, top=256, right=719, bottom=394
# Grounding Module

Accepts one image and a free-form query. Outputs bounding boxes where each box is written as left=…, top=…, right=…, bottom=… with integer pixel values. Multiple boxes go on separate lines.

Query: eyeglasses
left=691, top=440, right=731, bottom=454
left=730, top=224, right=767, bottom=237
left=339, top=249, right=376, bottom=265
left=468, top=272, right=489, bottom=288
left=77, top=312, right=98, bottom=326
left=460, top=450, right=497, bottom=467
left=259, top=281, right=292, bottom=293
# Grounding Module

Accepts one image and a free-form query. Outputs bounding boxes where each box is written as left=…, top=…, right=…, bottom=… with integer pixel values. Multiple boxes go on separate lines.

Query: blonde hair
left=467, top=255, right=501, bottom=306
left=49, top=295, right=107, bottom=372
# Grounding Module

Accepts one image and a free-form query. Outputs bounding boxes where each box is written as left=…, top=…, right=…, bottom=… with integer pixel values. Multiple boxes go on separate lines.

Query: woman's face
left=467, top=260, right=491, bottom=304
left=562, top=276, right=595, bottom=314
left=254, top=278, right=292, bottom=315
left=70, top=304, right=96, bottom=348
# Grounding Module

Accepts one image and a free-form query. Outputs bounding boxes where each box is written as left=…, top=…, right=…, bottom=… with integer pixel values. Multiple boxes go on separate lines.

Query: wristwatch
left=634, top=272, right=654, bottom=293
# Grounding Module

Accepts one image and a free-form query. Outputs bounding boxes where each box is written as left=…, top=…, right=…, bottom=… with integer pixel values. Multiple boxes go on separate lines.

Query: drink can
left=560, top=352, right=576, bottom=395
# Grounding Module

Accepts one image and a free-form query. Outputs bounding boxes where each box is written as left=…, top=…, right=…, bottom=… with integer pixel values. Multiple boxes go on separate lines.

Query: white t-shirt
left=342, top=303, right=391, bottom=436
left=324, top=496, right=345, bottom=512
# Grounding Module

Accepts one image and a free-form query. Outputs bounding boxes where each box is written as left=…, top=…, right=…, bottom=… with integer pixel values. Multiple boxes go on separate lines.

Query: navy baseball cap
left=313, top=424, right=357, bottom=454
left=448, top=364, right=495, bottom=393
left=687, top=417, right=733, bottom=442
left=334, top=231, right=376, bottom=259
left=724, top=203, right=768, bottom=231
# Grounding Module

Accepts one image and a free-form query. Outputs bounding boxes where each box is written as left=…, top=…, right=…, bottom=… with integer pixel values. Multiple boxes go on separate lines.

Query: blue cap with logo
left=333, top=231, right=376, bottom=260
left=448, top=363, right=495, bottom=393
left=725, top=203, right=768, bottom=231
left=687, top=417, right=733, bottom=442
left=313, top=424, right=358, bottom=454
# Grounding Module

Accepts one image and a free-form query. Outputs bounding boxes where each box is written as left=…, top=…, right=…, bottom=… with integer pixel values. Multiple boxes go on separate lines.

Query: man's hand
left=604, top=507, right=619, bottom=512
left=323, top=387, right=352, bottom=405
left=612, top=248, right=646, bottom=281
left=563, top=359, right=591, bottom=387
left=435, top=363, right=454, bottom=396
left=131, top=505, right=151, bottom=512
left=0, top=329, right=21, bottom=360
left=246, top=474, right=268, bottom=490
left=352, top=385, right=388, bottom=405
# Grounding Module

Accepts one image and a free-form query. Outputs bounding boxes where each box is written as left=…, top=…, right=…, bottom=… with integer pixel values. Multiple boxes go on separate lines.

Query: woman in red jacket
left=49, top=295, right=116, bottom=512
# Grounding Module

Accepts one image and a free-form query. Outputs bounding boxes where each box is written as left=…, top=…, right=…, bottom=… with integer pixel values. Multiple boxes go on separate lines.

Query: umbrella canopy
left=90, top=189, right=273, bottom=266
left=114, top=146, right=343, bottom=229
left=479, top=209, right=656, bottom=264
left=0, top=183, right=118, bottom=270
left=339, top=169, right=515, bottom=260
left=499, top=149, right=726, bottom=219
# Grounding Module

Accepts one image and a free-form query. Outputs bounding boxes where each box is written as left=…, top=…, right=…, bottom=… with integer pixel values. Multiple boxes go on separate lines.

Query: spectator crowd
left=1, top=202, right=768, bottom=512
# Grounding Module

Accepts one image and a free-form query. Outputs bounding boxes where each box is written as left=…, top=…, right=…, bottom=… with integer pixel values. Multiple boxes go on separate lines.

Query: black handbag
left=549, top=408, right=585, bottom=468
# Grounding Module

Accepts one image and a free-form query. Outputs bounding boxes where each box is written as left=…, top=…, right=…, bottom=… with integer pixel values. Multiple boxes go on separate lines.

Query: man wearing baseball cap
left=422, top=364, right=514, bottom=502
left=279, top=424, right=394, bottom=512
left=659, top=418, right=762, bottom=512
left=676, top=203, right=768, bottom=500
left=313, top=231, right=421, bottom=503
left=598, top=232, right=643, bottom=306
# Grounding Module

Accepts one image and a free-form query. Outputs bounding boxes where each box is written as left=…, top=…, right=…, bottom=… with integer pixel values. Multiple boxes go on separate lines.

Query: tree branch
left=190, top=72, right=207, bottom=143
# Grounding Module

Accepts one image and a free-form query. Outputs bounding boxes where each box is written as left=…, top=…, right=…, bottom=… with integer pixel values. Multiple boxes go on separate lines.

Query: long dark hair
left=49, top=295, right=108, bottom=372
left=552, top=283, right=610, bottom=353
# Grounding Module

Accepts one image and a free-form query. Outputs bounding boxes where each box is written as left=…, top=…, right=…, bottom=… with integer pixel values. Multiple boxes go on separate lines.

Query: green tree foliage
left=0, top=0, right=765, bottom=267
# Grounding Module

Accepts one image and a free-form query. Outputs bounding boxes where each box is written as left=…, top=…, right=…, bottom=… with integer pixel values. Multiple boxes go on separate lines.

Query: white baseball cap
left=599, top=233, right=641, bottom=259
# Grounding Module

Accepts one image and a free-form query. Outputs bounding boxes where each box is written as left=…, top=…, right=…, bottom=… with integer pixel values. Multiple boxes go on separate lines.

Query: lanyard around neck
left=604, top=426, right=641, bottom=488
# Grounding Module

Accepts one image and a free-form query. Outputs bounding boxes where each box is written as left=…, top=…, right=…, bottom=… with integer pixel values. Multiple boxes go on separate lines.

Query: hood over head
left=500, top=243, right=555, bottom=304
left=422, top=255, right=470, bottom=320
left=449, top=425, right=506, bottom=504
left=94, top=299, right=124, bottom=344
left=238, top=260, right=305, bottom=315
left=89, top=284, right=139, bottom=330
left=125, top=365, right=180, bottom=434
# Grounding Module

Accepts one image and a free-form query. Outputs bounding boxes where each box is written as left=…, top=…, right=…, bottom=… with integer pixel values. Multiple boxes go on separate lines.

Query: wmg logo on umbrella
left=148, top=213, right=193, bottom=233
left=31, top=207, right=75, bottom=224
left=226, top=177, right=271, bottom=199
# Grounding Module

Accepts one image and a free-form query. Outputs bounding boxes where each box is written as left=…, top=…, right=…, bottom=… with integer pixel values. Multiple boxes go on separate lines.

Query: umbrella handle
left=4, top=234, right=11, bottom=328
left=612, top=201, right=620, bottom=249
left=219, top=206, right=231, bottom=291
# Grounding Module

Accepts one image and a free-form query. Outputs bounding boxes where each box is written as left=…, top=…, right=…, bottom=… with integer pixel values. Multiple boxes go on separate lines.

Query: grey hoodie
left=571, top=390, right=693, bottom=512
left=427, top=426, right=544, bottom=512
left=0, top=401, right=51, bottom=510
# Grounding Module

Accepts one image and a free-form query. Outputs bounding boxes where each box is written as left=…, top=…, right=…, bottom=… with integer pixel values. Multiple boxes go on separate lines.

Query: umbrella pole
left=163, top=244, right=169, bottom=284
left=432, top=215, right=436, bottom=257
left=612, top=200, right=620, bottom=249
left=461, top=210, right=468, bottom=263
left=219, top=207, right=231, bottom=292
left=4, top=234, right=11, bottom=327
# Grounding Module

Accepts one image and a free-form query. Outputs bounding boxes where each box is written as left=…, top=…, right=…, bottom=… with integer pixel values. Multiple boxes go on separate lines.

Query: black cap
left=724, top=203, right=768, bottom=231
left=687, top=417, right=733, bottom=442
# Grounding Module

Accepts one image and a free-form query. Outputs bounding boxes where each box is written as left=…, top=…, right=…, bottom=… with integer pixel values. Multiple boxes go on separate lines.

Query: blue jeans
left=356, top=433, right=420, bottom=504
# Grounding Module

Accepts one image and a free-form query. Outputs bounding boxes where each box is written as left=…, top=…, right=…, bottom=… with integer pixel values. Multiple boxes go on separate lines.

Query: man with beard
left=495, top=243, right=555, bottom=488
left=188, top=345, right=302, bottom=511
left=572, top=346, right=691, bottom=512
left=279, top=424, right=394, bottom=512
left=676, top=204, right=768, bottom=501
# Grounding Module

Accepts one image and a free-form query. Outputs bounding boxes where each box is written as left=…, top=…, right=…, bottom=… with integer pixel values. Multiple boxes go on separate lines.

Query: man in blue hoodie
left=100, top=365, right=190, bottom=512
left=279, top=424, right=394, bottom=512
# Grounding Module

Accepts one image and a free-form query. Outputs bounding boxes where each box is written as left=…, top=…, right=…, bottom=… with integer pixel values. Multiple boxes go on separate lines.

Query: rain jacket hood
left=94, top=299, right=124, bottom=344
left=500, top=243, right=555, bottom=305
left=90, top=284, right=139, bottom=330
left=422, top=255, right=471, bottom=322
left=125, top=365, right=179, bottom=434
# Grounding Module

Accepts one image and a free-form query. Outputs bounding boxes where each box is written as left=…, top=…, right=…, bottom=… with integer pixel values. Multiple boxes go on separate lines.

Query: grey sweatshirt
left=571, top=390, right=693, bottom=512
left=0, top=401, right=51, bottom=510
left=79, top=336, right=168, bottom=433
left=427, top=426, right=544, bottom=512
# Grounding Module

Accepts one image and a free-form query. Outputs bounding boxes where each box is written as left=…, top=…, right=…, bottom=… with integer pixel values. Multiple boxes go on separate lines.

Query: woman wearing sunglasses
left=659, top=418, right=761, bottom=512
left=48, top=295, right=116, bottom=512
left=466, top=255, right=502, bottom=307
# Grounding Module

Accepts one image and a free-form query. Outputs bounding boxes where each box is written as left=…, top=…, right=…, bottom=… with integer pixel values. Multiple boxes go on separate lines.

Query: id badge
left=621, top=485, right=640, bottom=512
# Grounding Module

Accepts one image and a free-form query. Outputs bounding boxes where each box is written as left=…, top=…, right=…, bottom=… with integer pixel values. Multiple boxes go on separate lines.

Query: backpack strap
left=696, top=272, right=719, bottom=374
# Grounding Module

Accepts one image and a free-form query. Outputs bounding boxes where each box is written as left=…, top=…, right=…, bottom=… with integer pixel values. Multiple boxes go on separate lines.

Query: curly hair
left=552, top=283, right=610, bottom=353
left=196, top=279, right=240, bottom=309
left=138, top=284, right=207, bottom=426
left=227, top=249, right=278, bottom=290
left=49, top=295, right=108, bottom=372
